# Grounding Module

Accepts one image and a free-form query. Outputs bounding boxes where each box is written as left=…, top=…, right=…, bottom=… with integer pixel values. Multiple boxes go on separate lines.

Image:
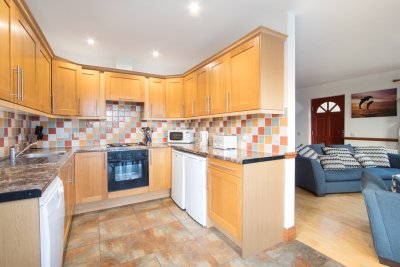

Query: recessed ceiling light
left=87, top=38, right=95, bottom=45
left=152, top=50, right=160, bottom=58
left=188, top=2, right=201, bottom=16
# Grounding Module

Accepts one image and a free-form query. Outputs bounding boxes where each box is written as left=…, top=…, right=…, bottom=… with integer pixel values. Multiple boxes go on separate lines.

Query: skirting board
left=74, top=189, right=170, bottom=214
left=283, top=226, right=296, bottom=242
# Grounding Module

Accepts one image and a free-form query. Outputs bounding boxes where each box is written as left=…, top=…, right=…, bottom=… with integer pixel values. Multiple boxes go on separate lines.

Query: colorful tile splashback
left=190, top=113, right=288, bottom=154
left=30, top=102, right=188, bottom=148
left=0, top=111, right=31, bottom=158
left=0, top=101, right=288, bottom=157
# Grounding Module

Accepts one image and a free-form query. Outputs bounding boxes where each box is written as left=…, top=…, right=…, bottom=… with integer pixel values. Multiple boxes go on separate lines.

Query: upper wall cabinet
left=36, top=45, right=51, bottom=113
left=195, top=65, right=210, bottom=116
left=184, top=73, right=196, bottom=117
left=0, top=0, right=11, bottom=102
left=208, top=55, right=228, bottom=115
left=166, top=78, right=184, bottom=118
left=78, top=69, right=100, bottom=117
left=148, top=77, right=166, bottom=118
left=105, top=72, right=145, bottom=102
left=11, top=1, right=38, bottom=109
left=52, top=60, right=79, bottom=116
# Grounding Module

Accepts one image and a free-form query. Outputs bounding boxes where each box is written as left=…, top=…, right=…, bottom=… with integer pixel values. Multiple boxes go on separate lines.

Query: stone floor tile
left=121, top=254, right=161, bottom=267
left=71, top=211, right=98, bottom=227
left=197, top=231, right=240, bottom=265
left=132, top=199, right=164, bottom=213
left=67, top=213, right=99, bottom=250
left=166, top=204, right=191, bottom=220
left=99, top=205, right=135, bottom=222
left=64, top=243, right=100, bottom=267
left=99, top=214, right=142, bottom=241
left=135, top=207, right=177, bottom=230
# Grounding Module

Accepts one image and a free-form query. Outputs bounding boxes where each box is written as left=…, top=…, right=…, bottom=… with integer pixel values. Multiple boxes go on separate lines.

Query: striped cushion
left=319, top=155, right=346, bottom=170
left=296, top=144, right=319, bottom=161
left=323, top=147, right=361, bottom=169
left=354, top=153, right=377, bottom=168
left=353, top=146, right=391, bottom=168
left=392, top=174, right=400, bottom=193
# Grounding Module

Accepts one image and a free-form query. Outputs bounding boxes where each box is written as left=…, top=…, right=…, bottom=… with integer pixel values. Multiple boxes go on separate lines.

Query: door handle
left=96, top=100, right=99, bottom=116
left=21, top=67, right=24, bottom=101
left=12, top=66, right=21, bottom=100
left=208, top=162, right=236, bottom=171
left=226, top=92, right=229, bottom=112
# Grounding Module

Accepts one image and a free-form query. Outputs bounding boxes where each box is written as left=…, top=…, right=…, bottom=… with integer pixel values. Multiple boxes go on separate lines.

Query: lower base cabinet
left=74, top=152, right=107, bottom=204
left=149, top=148, right=172, bottom=191
left=59, top=155, right=75, bottom=247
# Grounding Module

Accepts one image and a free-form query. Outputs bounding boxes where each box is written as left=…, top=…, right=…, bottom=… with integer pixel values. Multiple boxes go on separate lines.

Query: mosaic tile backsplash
left=0, top=111, right=31, bottom=158
left=0, top=101, right=288, bottom=157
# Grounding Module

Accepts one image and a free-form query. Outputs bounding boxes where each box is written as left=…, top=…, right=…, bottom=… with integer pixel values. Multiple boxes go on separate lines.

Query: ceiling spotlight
left=87, top=38, right=95, bottom=45
left=188, top=2, right=201, bottom=16
left=152, top=50, right=160, bottom=58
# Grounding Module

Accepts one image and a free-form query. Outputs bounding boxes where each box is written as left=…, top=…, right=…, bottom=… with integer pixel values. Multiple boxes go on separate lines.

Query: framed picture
left=351, top=88, right=397, bottom=118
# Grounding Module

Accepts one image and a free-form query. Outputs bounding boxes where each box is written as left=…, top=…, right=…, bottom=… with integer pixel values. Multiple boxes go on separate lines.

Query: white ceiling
left=25, top=0, right=400, bottom=88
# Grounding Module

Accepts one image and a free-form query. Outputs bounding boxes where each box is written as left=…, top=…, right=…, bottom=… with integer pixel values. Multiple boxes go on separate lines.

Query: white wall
left=296, top=69, right=400, bottom=150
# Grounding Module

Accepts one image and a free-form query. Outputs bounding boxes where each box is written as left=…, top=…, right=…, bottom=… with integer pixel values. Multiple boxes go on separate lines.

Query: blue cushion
left=325, top=168, right=363, bottom=182
left=330, top=144, right=355, bottom=154
left=364, top=168, right=400, bottom=181
left=308, top=144, right=325, bottom=155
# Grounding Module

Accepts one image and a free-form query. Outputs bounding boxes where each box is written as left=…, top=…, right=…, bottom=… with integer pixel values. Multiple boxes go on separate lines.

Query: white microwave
left=167, top=130, right=195, bottom=144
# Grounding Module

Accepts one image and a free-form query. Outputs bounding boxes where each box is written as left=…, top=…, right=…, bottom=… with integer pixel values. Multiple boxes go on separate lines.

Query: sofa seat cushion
left=364, top=168, right=400, bottom=181
left=325, top=169, right=364, bottom=182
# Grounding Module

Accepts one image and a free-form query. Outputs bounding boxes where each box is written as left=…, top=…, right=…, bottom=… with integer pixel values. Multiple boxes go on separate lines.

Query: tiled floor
left=64, top=198, right=342, bottom=267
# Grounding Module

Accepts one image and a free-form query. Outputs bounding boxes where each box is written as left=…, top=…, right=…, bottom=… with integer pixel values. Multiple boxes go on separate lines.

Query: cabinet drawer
left=207, top=157, right=242, bottom=177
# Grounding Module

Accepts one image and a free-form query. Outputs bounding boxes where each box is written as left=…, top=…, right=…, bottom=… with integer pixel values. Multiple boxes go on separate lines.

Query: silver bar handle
left=180, top=104, right=183, bottom=117
left=205, top=96, right=207, bottom=114
left=13, top=66, right=20, bottom=99
left=21, top=67, right=24, bottom=101
left=226, top=92, right=229, bottom=112
left=96, top=100, right=98, bottom=116
left=209, top=162, right=236, bottom=171
left=77, top=98, right=80, bottom=115
left=52, top=95, right=55, bottom=113
left=149, top=150, right=152, bottom=165
left=192, top=100, right=195, bottom=115
left=208, top=96, right=211, bottom=114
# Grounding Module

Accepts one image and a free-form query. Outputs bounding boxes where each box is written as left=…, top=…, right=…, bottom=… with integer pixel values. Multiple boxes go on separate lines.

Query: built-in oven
left=107, top=149, right=149, bottom=192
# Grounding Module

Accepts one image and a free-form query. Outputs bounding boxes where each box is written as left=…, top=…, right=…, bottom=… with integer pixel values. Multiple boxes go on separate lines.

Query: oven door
left=107, top=152, right=149, bottom=192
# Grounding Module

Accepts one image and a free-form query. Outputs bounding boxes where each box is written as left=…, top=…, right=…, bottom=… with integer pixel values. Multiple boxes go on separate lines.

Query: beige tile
left=99, top=214, right=142, bottom=241
left=179, top=216, right=209, bottom=237
left=166, top=203, right=191, bottom=220
left=67, top=213, right=99, bottom=250
left=99, top=205, right=135, bottom=222
left=160, top=197, right=175, bottom=207
left=136, top=207, right=177, bottom=230
left=121, top=254, right=161, bottom=267
left=63, top=243, right=100, bottom=267
left=132, top=199, right=164, bottom=213
left=198, top=232, right=240, bottom=265
left=100, top=232, right=153, bottom=265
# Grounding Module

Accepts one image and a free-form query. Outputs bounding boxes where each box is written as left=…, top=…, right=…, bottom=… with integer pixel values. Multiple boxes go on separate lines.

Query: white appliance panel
left=171, top=150, right=186, bottom=209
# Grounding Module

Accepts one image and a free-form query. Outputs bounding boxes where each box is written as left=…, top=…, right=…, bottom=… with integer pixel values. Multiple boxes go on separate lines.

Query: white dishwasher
left=171, top=150, right=186, bottom=209
left=40, top=176, right=65, bottom=267
left=185, top=153, right=207, bottom=227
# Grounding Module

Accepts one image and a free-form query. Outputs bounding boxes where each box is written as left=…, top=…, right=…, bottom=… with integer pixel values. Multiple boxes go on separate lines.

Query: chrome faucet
left=9, top=141, right=38, bottom=162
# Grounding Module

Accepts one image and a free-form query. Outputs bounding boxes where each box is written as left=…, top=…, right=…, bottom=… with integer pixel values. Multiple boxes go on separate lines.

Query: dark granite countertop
left=170, top=144, right=285, bottom=164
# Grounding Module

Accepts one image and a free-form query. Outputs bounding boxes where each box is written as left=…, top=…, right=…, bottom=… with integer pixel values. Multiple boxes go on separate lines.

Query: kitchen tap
left=9, top=141, right=38, bottom=162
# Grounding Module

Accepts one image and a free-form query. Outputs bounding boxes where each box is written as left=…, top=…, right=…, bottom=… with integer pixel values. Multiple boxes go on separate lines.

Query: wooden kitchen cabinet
left=184, top=73, right=196, bottom=117
left=148, top=77, right=166, bottom=118
left=52, top=60, right=79, bottom=115
left=149, top=148, right=171, bottom=191
left=166, top=78, right=184, bottom=118
left=59, top=155, right=75, bottom=247
left=195, top=65, right=209, bottom=116
left=74, top=152, right=107, bottom=204
left=35, top=45, right=51, bottom=113
left=209, top=55, right=228, bottom=114
left=208, top=158, right=243, bottom=242
left=105, top=71, right=145, bottom=102
left=0, top=0, right=11, bottom=102
left=11, top=1, right=38, bottom=109
left=77, top=68, right=100, bottom=117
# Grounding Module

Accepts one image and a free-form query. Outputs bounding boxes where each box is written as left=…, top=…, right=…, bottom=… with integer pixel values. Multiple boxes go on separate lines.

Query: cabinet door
left=78, top=69, right=100, bottom=117
left=149, top=148, right=171, bottom=191
left=11, top=4, right=37, bottom=109
left=36, top=46, right=51, bottom=113
left=52, top=60, right=78, bottom=115
left=60, top=157, right=75, bottom=247
left=209, top=56, right=228, bottom=114
left=184, top=73, right=195, bottom=117
left=208, top=166, right=242, bottom=241
left=195, top=66, right=209, bottom=116
left=0, top=0, right=11, bottom=101
left=228, top=36, right=260, bottom=112
left=166, top=78, right=184, bottom=118
left=148, top=77, right=166, bottom=118
left=75, top=152, right=107, bottom=204
left=105, top=72, right=144, bottom=102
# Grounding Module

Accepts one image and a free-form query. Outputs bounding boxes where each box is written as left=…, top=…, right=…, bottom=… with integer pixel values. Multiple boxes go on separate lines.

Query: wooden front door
left=311, top=95, right=345, bottom=145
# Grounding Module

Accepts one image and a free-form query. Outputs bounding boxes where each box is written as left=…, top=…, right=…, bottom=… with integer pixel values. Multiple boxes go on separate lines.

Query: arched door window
left=316, top=101, right=341, bottom=113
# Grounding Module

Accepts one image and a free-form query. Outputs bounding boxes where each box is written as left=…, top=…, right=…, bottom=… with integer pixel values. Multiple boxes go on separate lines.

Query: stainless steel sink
left=22, top=151, right=67, bottom=158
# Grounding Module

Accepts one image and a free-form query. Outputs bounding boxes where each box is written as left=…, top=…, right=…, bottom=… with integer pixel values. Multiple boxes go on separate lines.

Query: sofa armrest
left=295, top=156, right=326, bottom=196
left=388, top=153, right=400, bottom=169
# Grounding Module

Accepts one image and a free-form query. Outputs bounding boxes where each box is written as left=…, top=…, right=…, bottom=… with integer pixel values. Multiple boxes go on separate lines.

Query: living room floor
left=63, top=197, right=341, bottom=266
left=295, top=187, right=385, bottom=267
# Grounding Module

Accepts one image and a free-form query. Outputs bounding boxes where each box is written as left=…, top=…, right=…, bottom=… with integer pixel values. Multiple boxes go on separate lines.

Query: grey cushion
left=354, top=146, right=391, bottom=168
left=319, top=155, right=346, bottom=171
left=323, top=147, right=361, bottom=169
left=330, top=144, right=355, bottom=154
left=296, top=144, right=319, bottom=161
left=308, top=143, right=325, bottom=155
left=354, top=153, right=377, bottom=168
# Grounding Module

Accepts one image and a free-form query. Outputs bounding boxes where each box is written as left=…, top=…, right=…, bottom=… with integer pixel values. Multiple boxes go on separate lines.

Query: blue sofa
left=361, top=171, right=400, bottom=266
left=295, top=144, right=400, bottom=196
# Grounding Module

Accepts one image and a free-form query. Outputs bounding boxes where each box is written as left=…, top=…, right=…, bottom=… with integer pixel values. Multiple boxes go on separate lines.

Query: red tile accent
left=49, top=128, right=56, bottom=134
left=0, top=138, right=4, bottom=147
left=241, top=120, right=246, bottom=127
left=258, top=127, right=264, bottom=135
left=252, top=135, right=258, bottom=143
left=131, top=128, right=136, bottom=133
left=280, top=136, right=288, bottom=146
left=4, top=128, right=8, bottom=137
left=272, top=145, right=279, bottom=153
left=265, top=118, right=272, bottom=126
left=236, top=127, right=241, bottom=134
left=56, top=121, right=64, bottom=128
left=65, top=140, right=72, bottom=147
left=100, top=134, right=106, bottom=139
